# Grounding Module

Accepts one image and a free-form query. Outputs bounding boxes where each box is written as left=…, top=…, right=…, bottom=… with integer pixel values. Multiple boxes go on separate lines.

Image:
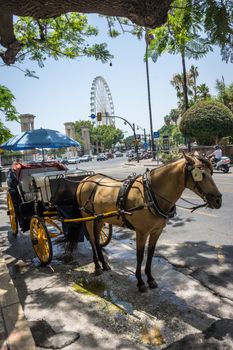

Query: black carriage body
left=49, top=173, right=93, bottom=241
left=7, top=166, right=93, bottom=236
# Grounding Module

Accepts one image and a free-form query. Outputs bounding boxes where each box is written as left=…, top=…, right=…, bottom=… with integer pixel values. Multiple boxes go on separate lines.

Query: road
left=0, top=157, right=233, bottom=349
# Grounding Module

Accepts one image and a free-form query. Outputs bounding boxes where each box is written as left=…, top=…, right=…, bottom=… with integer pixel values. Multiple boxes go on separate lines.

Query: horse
left=76, top=152, right=222, bottom=292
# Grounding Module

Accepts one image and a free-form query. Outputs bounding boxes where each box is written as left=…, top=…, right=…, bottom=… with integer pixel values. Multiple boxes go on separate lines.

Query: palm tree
left=189, top=65, right=199, bottom=102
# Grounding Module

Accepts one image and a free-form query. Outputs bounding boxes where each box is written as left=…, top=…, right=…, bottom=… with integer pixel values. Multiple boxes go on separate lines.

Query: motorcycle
left=210, top=156, right=231, bottom=173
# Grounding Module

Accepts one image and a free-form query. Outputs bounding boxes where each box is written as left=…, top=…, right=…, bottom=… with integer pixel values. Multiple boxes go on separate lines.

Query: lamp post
left=89, top=114, right=140, bottom=163
left=136, top=125, right=147, bottom=143
left=145, top=31, right=156, bottom=161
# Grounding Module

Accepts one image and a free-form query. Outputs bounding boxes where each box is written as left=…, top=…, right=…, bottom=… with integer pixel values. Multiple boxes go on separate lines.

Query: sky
left=1, top=14, right=232, bottom=138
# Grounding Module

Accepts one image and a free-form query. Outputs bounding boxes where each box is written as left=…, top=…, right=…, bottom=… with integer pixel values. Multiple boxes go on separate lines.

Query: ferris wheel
left=90, top=76, right=115, bottom=126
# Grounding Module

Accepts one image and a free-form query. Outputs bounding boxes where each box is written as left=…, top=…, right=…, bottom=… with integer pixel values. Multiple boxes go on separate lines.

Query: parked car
left=97, top=153, right=107, bottom=161
left=61, top=158, right=69, bottom=165
left=115, top=151, right=123, bottom=157
left=67, top=157, right=80, bottom=164
left=80, top=155, right=92, bottom=162
left=105, top=153, right=114, bottom=159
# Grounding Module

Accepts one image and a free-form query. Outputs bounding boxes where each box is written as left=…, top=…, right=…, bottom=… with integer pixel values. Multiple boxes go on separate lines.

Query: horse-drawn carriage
left=6, top=160, right=112, bottom=264
left=6, top=153, right=223, bottom=291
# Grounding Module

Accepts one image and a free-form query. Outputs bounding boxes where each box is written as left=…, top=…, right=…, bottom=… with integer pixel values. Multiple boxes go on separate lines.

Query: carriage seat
left=13, top=162, right=67, bottom=201
left=32, top=171, right=93, bottom=205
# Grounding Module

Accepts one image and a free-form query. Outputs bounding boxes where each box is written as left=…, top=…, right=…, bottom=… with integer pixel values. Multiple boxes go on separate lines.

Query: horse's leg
left=145, top=231, right=162, bottom=289
left=135, top=232, right=148, bottom=293
left=85, top=221, right=102, bottom=275
left=93, top=221, right=111, bottom=271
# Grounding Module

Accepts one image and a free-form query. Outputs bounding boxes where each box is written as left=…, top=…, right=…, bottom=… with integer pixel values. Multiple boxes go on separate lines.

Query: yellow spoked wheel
left=7, top=191, right=18, bottom=236
left=30, top=216, right=53, bottom=264
left=99, top=223, right=112, bottom=247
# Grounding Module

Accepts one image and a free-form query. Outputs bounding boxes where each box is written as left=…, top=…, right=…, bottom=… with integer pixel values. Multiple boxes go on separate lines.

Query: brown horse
left=76, top=152, right=222, bottom=292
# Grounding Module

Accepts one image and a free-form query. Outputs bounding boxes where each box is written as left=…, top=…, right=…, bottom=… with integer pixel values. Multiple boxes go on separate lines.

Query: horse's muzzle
left=206, top=193, right=222, bottom=209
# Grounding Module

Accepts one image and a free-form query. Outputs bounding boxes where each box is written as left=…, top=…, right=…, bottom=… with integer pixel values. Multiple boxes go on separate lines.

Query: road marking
left=179, top=207, right=218, bottom=217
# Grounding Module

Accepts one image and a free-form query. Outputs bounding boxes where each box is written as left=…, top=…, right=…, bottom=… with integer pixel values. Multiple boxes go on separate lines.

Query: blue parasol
left=0, top=128, right=80, bottom=151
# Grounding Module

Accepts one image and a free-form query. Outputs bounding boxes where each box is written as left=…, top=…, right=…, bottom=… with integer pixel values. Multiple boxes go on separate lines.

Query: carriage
left=6, top=160, right=113, bottom=264
left=6, top=153, right=223, bottom=291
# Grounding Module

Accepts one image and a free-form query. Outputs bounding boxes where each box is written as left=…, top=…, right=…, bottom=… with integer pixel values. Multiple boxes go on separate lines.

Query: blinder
left=191, top=167, right=203, bottom=182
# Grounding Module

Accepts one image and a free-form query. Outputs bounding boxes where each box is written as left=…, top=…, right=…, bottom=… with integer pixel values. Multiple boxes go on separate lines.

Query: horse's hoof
left=138, top=284, right=147, bottom=293
left=102, top=263, right=111, bottom=271
left=148, top=280, right=158, bottom=289
left=95, top=268, right=103, bottom=276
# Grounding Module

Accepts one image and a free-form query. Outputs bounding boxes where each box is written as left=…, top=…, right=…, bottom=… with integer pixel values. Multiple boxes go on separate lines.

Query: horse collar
left=143, top=169, right=176, bottom=220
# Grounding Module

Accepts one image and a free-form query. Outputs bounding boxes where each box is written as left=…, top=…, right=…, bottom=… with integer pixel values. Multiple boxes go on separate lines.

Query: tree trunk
left=0, top=0, right=172, bottom=63
left=181, top=51, right=189, bottom=111
left=181, top=50, right=191, bottom=151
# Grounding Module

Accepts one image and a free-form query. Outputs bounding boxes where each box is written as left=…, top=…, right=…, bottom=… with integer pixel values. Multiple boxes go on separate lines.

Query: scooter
left=211, top=156, right=231, bottom=173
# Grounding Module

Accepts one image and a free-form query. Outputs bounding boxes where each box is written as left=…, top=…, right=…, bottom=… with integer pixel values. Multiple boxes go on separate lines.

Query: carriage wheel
left=30, top=216, right=53, bottom=264
left=7, top=191, right=18, bottom=236
left=99, top=223, right=112, bottom=247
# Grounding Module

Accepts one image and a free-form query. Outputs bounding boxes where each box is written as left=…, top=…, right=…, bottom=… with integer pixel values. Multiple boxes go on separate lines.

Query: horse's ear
left=182, top=151, right=195, bottom=164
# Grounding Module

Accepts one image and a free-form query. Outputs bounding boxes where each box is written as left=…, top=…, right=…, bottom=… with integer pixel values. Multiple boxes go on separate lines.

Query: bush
left=180, top=100, right=233, bottom=145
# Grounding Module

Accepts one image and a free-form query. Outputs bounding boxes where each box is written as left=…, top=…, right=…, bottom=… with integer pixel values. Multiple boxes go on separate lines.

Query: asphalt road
left=0, top=157, right=233, bottom=349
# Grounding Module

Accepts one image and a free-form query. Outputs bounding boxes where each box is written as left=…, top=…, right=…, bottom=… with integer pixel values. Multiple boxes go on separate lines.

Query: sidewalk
left=0, top=188, right=36, bottom=350
left=124, top=158, right=162, bottom=167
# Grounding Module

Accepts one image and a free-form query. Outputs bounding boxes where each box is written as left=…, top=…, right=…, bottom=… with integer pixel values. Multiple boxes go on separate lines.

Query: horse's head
left=183, top=152, right=222, bottom=209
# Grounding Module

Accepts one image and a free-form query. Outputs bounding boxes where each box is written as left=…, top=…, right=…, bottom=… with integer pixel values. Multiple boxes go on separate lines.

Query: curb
left=0, top=252, right=36, bottom=349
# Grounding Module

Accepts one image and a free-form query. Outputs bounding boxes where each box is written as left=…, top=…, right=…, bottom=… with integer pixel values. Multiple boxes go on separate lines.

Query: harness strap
left=143, top=169, right=176, bottom=219
left=116, top=174, right=141, bottom=229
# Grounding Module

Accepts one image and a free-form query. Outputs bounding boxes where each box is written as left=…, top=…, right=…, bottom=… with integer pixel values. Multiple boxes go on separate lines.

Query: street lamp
left=145, top=31, right=156, bottom=160
left=136, top=125, right=147, bottom=143
left=89, top=114, right=140, bottom=163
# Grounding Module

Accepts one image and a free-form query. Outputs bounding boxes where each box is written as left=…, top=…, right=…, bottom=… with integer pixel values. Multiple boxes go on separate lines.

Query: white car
left=67, top=157, right=80, bottom=164
left=80, top=155, right=92, bottom=162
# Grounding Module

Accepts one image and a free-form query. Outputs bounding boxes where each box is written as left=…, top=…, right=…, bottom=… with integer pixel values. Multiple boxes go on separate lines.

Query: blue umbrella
left=0, top=128, right=80, bottom=151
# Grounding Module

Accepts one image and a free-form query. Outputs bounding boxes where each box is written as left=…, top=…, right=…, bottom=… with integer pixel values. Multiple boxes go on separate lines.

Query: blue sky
left=1, top=14, right=232, bottom=138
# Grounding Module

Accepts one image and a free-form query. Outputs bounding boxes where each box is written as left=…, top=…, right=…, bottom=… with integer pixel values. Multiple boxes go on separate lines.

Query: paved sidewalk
left=0, top=251, right=36, bottom=350
left=0, top=186, right=36, bottom=350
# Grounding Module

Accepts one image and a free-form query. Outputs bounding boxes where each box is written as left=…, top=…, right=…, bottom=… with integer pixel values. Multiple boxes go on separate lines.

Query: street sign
left=153, top=131, right=160, bottom=138
left=162, top=135, right=170, bottom=151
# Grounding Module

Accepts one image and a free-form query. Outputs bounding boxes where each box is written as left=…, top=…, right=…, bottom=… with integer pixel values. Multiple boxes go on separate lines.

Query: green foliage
left=0, top=85, right=18, bottom=121
left=92, top=124, right=124, bottom=149
left=0, top=85, right=18, bottom=143
left=159, top=124, right=184, bottom=147
left=14, top=13, right=113, bottom=66
left=215, top=80, right=233, bottom=111
left=159, top=149, right=181, bottom=164
left=179, top=100, right=233, bottom=145
left=170, top=66, right=211, bottom=110
left=74, top=120, right=124, bottom=150
left=149, top=0, right=213, bottom=59
left=148, top=0, right=232, bottom=63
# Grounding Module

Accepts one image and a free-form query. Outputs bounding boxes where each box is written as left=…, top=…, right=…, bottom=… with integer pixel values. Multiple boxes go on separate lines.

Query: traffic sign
left=144, top=142, right=148, bottom=149
left=153, top=131, right=160, bottom=138
left=136, top=134, right=141, bottom=140
left=90, top=113, right=96, bottom=119
left=162, top=135, right=170, bottom=151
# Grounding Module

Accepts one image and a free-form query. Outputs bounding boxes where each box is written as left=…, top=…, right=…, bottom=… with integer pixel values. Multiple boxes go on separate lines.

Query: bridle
left=184, top=161, right=213, bottom=205
left=143, top=159, right=213, bottom=219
